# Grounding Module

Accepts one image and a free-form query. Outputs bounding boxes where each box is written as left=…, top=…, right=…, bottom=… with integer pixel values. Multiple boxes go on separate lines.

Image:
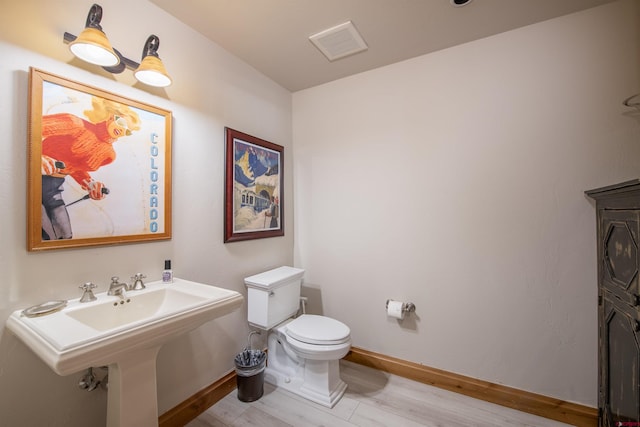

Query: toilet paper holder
left=386, top=299, right=416, bottom=313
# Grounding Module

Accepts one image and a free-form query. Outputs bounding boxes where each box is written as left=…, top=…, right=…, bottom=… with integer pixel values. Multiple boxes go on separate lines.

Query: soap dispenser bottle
left=162, top=260, right=173, bottom=283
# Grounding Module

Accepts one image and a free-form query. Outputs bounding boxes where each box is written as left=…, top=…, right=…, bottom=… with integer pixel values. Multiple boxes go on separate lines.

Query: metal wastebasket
left=234, top=333, right=267, bottom=402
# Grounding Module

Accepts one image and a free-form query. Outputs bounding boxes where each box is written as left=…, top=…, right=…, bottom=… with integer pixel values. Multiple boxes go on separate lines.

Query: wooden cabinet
left=586, top=180, right=640, bottom=427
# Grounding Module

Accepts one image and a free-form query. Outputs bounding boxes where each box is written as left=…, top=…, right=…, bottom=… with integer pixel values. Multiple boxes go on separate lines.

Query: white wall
left=293, top=0, right=640, bottom=407
left=0, top=1, right=292, bottom=425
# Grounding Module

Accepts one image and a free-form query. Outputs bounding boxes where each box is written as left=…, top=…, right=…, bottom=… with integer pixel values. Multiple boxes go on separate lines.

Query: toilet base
left=264, top=358, right=347, bottom=408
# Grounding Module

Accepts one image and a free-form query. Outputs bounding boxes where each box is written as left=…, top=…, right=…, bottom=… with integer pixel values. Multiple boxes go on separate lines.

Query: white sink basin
left=66, top=287, right=207, bottom=333
left=6, top=278, right=243, bottom=427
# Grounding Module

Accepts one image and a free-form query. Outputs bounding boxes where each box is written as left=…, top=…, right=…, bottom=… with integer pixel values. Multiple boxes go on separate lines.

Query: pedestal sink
left=6, top=278, right=244, bottom=427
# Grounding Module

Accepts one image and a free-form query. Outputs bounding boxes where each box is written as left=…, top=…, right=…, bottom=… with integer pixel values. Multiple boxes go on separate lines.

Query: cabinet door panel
left=601, top=293, right=640, bottom=426
left=600, top=210, right=639, bottom=306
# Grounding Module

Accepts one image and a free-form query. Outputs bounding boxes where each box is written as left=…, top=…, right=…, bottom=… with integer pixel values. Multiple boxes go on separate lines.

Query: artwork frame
left=27, top=68, right=172, bottom=251
left=224, top=127, right=284, bottom=242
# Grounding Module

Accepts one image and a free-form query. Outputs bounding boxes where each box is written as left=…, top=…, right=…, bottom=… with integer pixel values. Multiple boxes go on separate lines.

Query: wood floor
left=186, top=360, right=576, bottom=427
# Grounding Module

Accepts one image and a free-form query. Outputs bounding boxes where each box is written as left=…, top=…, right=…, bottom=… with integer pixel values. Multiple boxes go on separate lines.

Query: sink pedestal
left=107, top=346, right=161, bottom=427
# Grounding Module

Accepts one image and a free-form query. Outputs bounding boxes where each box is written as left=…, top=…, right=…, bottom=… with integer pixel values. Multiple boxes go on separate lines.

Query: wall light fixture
left=67, top=3, right=119, bottom=67
left=134, top=36, right=172, bottom=88
left=64, top=3, right=172, bottom=87
left=623, top=94, right=640, bottom=112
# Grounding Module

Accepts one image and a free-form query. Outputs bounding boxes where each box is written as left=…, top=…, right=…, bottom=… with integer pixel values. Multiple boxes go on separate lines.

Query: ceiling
left=151, top=0, right=616, bottom=92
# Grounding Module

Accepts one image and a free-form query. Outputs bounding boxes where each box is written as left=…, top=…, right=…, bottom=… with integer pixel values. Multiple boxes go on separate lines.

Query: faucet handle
left=79, top=282, right=97, bottom=303
left=130, top=273, right=147, bottom=290
left=110, top=276, right=120, bottom=284
left=79, top=282, right=97, bottom=291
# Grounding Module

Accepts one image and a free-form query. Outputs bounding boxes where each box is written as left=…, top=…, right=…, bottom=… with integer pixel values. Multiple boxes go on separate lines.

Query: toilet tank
left=244, top=266, right=304, bottom=329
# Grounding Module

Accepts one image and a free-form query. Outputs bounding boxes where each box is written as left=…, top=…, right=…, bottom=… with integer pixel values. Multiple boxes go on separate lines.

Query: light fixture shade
left=69, top=27, right=119, bottom=67
left=134, top=55, right=172, bottom=87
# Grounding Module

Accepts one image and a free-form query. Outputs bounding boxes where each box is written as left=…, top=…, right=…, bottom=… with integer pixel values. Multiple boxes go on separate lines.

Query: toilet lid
left=286, top=314, right=350, bottom=345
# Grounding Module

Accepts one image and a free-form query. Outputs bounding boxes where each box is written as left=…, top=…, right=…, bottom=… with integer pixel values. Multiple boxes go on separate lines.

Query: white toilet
left=244, top=266, right=351, bottom=408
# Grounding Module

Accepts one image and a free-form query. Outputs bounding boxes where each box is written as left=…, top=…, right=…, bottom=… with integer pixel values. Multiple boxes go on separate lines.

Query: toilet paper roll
left=387, top=300, right=405, bottom=320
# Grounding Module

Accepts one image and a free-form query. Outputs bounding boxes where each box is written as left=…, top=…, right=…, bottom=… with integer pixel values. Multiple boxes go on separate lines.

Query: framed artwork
left=27, top=68, right=172, bottom=251
left=224, top=127, right=284, bottom=242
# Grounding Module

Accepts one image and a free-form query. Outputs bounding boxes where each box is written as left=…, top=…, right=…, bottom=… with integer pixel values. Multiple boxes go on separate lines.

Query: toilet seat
left=285, top=314, right=350, bottom=345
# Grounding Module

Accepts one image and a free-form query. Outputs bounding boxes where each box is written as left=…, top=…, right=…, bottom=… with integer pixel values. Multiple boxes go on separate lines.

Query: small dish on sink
left=21, top=300, right=67, bottom=317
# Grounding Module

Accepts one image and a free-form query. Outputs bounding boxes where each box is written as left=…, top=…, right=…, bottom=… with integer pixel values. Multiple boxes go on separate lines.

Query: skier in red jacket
left=40, top=97, right=140, bottom=240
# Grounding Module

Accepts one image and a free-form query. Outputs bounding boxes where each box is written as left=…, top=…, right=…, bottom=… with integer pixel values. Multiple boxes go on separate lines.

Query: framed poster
left=224, top=127, right=284, bottom=242
left=27, top=68, right=172, bottom=251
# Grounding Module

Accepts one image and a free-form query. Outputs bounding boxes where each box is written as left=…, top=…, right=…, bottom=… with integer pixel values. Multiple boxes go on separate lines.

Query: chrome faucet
left=107, top=276, right=128, bottom=297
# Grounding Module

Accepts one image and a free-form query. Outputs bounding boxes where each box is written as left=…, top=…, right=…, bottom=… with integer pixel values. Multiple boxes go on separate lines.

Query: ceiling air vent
left=309, top=21, right=368, bottom=62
